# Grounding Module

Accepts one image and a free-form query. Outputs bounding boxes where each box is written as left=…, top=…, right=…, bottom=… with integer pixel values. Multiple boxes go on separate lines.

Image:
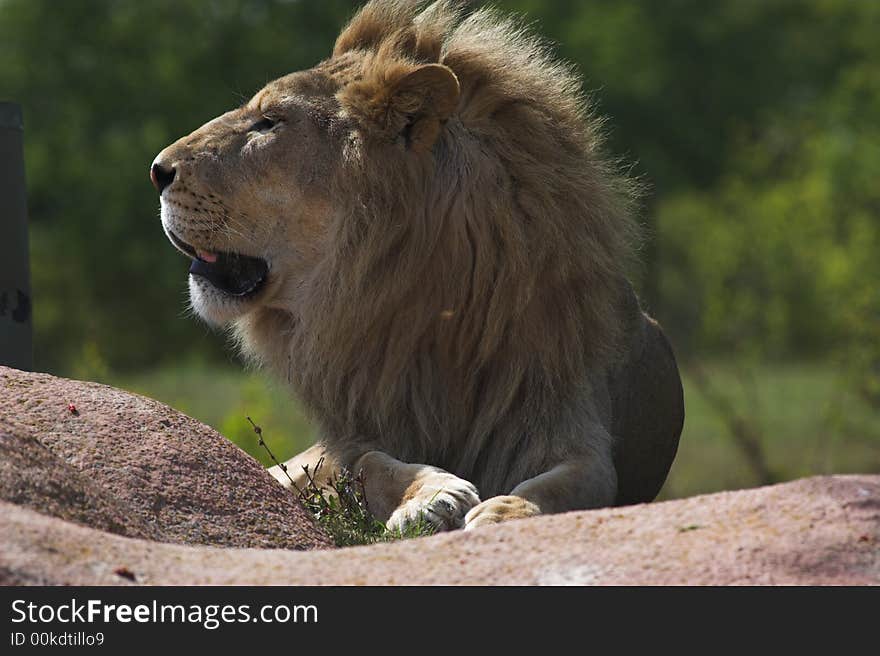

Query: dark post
left=0, top=102, right=33, bottom=371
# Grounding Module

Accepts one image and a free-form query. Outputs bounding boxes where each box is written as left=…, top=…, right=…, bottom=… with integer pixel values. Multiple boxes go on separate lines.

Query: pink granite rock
left=2, top=475, right=878, bottom=585
left=1, top=366, right=877, bottom=585
left=0, top=366, right=331, bottom=551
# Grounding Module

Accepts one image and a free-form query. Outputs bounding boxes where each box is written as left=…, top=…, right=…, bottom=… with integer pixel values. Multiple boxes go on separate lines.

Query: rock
left=0, top=366, right=331, bottom=552
left=2, top=475, right=878, bottom=585
left=1, top=366, right=877, bottom=585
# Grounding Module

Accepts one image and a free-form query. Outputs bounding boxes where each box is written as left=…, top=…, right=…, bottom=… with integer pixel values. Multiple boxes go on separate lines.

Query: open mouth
left=168, top=231, right=269, bottom=297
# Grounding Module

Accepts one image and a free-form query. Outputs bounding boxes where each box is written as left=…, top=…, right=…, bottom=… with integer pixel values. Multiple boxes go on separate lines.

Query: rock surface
left=0, top=366, right=331, bottom=551
left=1, top=366, right=878, bottom=585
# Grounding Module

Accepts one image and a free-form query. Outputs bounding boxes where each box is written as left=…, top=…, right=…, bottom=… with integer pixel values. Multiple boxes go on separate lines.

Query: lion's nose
left=150, top=160, right=176, bottom=193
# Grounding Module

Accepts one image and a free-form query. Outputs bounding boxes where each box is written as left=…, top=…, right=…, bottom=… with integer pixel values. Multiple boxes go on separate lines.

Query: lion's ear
left=384, top=64, right=460, bottom=151
left=346, top=63, right=460, bottom=152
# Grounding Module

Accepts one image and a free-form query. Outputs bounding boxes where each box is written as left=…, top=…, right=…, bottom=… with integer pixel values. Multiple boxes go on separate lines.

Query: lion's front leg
left=464, top=451, right=618, bottom=530
left=355, top=451, right=481, bottom=533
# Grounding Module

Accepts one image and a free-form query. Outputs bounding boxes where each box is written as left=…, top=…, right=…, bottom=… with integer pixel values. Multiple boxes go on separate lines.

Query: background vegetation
left=2, top=0, right=878, bottom=499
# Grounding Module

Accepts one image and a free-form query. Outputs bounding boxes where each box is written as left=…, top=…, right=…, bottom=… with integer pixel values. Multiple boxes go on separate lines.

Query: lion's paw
left=386, top=473, right=480, bottom=534
left=463, top=495, right=540, bottom=530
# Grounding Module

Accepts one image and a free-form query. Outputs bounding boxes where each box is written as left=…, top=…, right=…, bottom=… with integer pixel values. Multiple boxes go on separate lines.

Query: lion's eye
left=249, top=117, right=277, bottom=134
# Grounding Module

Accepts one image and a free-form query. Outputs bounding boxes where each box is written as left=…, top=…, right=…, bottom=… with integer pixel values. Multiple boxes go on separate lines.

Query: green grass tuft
left=295, top=462, right=436, bottom=547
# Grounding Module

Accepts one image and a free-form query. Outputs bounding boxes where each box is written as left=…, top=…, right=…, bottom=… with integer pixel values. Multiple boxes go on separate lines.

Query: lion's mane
left=237, top=0, right=639, bottom=497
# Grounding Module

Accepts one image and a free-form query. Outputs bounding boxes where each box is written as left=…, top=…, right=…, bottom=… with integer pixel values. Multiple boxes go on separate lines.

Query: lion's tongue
left=189, top=252, right=268, bottom=296
left=197, top=249, right=218, bottom=263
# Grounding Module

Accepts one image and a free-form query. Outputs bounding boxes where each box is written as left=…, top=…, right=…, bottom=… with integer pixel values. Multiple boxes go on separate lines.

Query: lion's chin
left=188, top=275, right=261, bottom=326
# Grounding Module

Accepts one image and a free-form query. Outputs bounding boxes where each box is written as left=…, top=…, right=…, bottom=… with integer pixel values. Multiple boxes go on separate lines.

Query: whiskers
left=178, top=285, right=199, bottom=320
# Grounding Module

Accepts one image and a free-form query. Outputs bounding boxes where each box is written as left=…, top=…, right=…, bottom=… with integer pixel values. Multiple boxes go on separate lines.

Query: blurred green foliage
left=662, top=361, right=880, bottom=498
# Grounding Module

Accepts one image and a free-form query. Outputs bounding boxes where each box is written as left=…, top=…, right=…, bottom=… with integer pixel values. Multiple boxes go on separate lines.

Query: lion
left=150, top=0, right=684, bottom=532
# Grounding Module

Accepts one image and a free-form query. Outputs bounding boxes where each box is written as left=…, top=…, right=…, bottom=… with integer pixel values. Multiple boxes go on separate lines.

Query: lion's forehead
left=251, top=56, right=360, bottom=108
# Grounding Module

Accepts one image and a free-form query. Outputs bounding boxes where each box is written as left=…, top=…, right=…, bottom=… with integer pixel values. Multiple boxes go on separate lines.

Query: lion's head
left=152, top=3, right=465, bottom=327
left=153, top=0, right=637, bottom=474
left=151, top=60, right=350, bottom=325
